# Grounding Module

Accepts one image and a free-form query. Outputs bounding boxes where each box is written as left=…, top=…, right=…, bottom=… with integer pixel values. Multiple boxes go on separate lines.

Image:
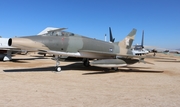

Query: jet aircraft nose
left=8, top=38, right=12, bottom=46
left=9, top=38, right=49, bottom=50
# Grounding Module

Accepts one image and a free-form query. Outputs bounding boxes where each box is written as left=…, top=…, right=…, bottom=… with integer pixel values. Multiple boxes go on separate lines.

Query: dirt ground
left=0, top=53, right=180, bottom=107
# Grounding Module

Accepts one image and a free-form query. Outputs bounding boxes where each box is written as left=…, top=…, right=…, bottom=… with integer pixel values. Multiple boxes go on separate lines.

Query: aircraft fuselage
left=21, top=35, right=120, bottom=53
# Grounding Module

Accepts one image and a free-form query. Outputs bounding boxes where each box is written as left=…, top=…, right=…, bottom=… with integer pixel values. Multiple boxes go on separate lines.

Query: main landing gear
left=55, top=55, right=61, bottom=72
left=83, top=58, right=90, bottom=67
left=111, top=67, right=118, bottom=71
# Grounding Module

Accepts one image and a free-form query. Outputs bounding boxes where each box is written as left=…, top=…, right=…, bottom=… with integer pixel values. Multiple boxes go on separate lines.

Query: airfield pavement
left=0, top=53, right=180, bottom=107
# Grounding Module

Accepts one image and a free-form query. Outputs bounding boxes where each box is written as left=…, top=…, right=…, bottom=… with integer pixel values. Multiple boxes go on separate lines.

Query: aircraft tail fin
left=109, top=27, right=115, bottom=42
left=141, top=30, right=144, bottom=48
left=118, top=28, right=137, bottom=55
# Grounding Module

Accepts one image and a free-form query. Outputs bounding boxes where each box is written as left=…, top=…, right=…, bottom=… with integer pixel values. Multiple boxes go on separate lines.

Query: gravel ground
left=0, top=53, right=180, bottom=107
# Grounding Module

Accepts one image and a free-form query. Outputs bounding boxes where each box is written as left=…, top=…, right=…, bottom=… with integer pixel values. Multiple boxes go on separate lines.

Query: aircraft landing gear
left=111, top=67, right=118, bottom=71
left=55, top=55, right=61, bottom=72
left=56, top=66, right=61, bottom=72
left=83, top=58, right=90, bottom=67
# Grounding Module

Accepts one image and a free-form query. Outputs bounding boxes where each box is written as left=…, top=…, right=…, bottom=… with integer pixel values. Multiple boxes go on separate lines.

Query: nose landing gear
left=55, top=55, right=61, bottom=72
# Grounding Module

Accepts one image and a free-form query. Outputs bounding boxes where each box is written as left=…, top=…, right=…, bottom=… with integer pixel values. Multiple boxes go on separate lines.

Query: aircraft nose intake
left=9, top=38, right=48, bottom=50
left=8, top=38, right=12, bottom=46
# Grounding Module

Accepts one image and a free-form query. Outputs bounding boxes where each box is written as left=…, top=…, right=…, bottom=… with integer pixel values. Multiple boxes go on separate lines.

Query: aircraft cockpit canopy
left=46, top=28, right=75, bottom=36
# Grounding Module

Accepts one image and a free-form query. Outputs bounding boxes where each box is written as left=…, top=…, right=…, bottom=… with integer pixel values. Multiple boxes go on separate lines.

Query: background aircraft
left=169, top=50, right=180, bottom=54
left=0, top=38, right=19, bottom=61
left=109, top=27, right=115, bottom=43
left=7, top=28, right=141, bottom=72
left=131, top=30, right=149, bottom=55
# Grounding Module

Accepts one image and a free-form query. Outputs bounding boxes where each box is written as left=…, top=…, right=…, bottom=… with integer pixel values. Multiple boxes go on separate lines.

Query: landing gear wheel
left=111, top=67, right=118, bottom=71
left=55, top=55, right=61, bottom=72
left=56, top=67, right=61, bottom=72
left=114, top=67, right=118, bottom=71
left=83, top=58, right=90, bottom=67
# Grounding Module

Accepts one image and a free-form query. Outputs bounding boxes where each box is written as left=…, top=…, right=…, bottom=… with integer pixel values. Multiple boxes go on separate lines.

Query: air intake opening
left=8, top=38, right=12, bottom=46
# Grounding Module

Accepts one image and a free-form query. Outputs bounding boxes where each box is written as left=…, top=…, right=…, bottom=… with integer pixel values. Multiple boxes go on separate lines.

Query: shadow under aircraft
left=4, top=62, right=164, bottom=74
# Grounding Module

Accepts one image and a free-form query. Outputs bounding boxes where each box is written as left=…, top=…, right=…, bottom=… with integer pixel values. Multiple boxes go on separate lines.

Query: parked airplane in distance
left=165, top=49, right=180, bottom=54
left=131, top=30, right=149, bottom=55
left=109, top=27, right=115, bottom=43
left=0, top=38, right=21, bottom=61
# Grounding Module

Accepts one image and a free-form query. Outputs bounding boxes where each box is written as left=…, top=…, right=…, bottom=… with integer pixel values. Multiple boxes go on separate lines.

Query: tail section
left=141, top=30, right=144, bottom=48
left=109, top=27, right=115, bottom=42
left=118, top=28, right=137, bottom=55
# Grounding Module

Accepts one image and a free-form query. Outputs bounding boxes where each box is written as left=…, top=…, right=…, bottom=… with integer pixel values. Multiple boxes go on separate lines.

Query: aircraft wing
left=80, top=50, right=160, bottom=59
left=121, top=53, right=176, bottom=60
left=38, top=49, right=168, bottom=59
left=38, top=49, right=117, bottom=58
left=117, top=54, right=146, bottom=58
left=38, top=49, right=81, bottom=57
left=32, top=48, right=180, bottom=71
left=79, top=50, right=116, bottom=56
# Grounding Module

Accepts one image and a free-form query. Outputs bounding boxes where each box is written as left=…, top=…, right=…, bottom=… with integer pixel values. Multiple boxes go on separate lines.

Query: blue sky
left=0, top=0, right=180, bottom=49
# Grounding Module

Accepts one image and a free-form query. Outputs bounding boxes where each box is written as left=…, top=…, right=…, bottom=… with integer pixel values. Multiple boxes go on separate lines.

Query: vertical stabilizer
left=118, top=29, right=137, bottom=55
left=141, top=30, right=144, bottom=48
left=109, top=27, right=115, bottom=42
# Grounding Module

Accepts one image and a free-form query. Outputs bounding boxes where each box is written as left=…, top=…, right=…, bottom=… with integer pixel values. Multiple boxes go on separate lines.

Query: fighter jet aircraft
left=6, top=28, right=147, bottom=72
